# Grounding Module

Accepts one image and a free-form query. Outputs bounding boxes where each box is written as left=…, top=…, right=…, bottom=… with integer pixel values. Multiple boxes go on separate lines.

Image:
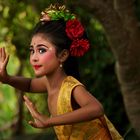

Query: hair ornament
left=41, top=4, right=76, bottom=21
left=66, top=19, right=90, bottom=57
left=40, top=4, right=90, bottom=57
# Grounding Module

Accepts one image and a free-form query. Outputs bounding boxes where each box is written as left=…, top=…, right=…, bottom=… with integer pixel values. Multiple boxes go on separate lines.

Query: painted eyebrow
left=30, top=44, right=48, bottom=48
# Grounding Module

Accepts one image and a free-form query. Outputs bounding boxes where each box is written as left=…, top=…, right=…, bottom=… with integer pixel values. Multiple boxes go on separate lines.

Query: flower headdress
left=40, top=4, right=90, bottom=57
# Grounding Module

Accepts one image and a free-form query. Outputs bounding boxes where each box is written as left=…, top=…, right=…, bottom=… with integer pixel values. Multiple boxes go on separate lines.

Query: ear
left=58, top=49, right=69, bottom=63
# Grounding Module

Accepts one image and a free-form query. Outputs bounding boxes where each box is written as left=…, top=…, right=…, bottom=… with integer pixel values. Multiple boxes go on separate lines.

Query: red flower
left=65, top=18, right=90, bottom=57
left=70, top=39, right=90, bottom=57
left=66, top=19, right=84, bottom=40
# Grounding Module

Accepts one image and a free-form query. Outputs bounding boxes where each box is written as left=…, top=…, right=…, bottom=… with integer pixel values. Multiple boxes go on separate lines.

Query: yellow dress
left=54, top=76, right=124, bottom=140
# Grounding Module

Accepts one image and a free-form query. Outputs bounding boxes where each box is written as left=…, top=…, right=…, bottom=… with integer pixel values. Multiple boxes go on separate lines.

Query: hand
left=23, top=95, right=49, bottom=128
left=0, top=47, right=9, bottom=83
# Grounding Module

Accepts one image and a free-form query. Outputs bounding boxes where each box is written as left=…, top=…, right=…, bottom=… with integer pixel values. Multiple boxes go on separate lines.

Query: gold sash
left=54, top=76, right=123, bottom=140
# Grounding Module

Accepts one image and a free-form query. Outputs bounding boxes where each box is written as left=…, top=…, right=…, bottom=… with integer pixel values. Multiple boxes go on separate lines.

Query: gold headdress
left=40, top=4, right=90, bottom=57
left=40, top=4, right=76, bottom=21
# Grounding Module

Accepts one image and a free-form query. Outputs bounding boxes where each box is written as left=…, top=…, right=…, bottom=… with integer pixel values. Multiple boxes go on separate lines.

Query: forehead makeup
left=30, top=34, right=54, bottom=50
left=30, top=44, right=48, bottom=48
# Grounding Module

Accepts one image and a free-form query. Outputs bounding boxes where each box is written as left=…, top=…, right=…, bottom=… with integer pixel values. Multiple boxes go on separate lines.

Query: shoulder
left=63, top=76, right=84, bottom=90
left=71, top=81, right=103, bottom=109
left=64, top=76, right=83, bottom=86
left=64, top=76, right=89, bottom=97
left=60, top=76, right=85, bottom=95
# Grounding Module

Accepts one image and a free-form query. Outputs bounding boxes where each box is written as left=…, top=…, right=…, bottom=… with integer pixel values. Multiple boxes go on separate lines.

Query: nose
left=30, top=52, right=39, bottom=62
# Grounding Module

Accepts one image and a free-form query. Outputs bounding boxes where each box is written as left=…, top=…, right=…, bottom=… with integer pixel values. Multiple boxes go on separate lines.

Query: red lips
left=33, top=65, right=42, bottom=70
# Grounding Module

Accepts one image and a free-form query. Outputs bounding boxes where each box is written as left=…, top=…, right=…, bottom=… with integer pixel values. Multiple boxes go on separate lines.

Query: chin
left=35, top=72, right=45, bottom=77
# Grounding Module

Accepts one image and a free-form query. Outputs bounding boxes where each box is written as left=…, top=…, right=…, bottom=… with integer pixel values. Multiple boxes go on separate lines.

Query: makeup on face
left=29, top=34, right=60, bottom=77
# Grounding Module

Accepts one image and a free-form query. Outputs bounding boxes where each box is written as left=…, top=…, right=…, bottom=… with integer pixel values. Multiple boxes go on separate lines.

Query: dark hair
left=32, top=20, right=81, bottom=80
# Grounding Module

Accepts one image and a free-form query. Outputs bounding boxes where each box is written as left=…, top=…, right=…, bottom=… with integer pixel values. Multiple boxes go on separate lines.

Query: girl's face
left=30, top=33, right=61, bottom=77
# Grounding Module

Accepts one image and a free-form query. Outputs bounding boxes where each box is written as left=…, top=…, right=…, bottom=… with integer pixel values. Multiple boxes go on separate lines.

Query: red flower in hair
left=70, top=39, right=90, bottom=57
left=66, top=19, right=84, bottom=40
left=65, top=18, right=90, bottom=57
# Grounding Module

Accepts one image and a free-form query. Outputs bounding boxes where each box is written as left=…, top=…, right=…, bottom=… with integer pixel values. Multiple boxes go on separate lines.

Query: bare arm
left=24, top=86, right=104, bottom=128
left=48, top=86, right=104, bottom=126
left=5, top=75, right=47, bottom=93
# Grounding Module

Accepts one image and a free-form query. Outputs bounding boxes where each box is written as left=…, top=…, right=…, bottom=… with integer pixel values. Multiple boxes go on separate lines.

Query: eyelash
left=39, top=48, right=46, bottom=54
left=29, top=48, right=47, bottom=54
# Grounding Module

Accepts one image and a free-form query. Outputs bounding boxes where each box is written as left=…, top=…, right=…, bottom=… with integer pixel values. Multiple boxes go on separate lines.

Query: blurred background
left=0, top=0, right=140, bottom=140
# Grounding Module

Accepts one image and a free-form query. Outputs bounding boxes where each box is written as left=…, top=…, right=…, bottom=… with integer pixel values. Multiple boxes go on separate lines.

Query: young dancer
left=0, top=4, right=123, bottom=140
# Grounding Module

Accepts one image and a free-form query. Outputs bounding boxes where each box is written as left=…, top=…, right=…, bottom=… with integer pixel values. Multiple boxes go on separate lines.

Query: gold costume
left=54, top=76, right=123, bottom=140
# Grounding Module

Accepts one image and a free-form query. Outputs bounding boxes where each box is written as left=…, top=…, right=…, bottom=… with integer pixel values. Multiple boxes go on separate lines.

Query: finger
left=24, top=100, right=36, bottom=114
left=23, top=95, right=34, bottom=108
left=28, top=121, right=37, bottom=128
left=23, top=95, right=29, bottom=101
left=24, top=102, right=37, bottom=119
left=23, top=95, right=33, bottom=105
left=24, top=96, right=36, bottom=110
left=24, top=98, right=39, bottom=118
left=3, top=54, right=9, bottom=68
left=0, top=48, right=2, bottom=58
left=3, top=48, right=6, bottom=59
left=1, top=48, right=6, bottom=62
left=23, top=95, right=41, bottom=119
left=1, top=48, right=4, bottom=62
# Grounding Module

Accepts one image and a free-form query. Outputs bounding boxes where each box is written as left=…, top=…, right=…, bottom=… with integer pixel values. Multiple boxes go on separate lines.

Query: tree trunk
left=13, top=60, right=24, bottom=136
left=77, top=0, right=140, bottom=137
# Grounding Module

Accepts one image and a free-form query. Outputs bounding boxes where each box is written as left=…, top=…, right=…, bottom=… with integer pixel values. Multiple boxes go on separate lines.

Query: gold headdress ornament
left=40, top=4, right=90, bottom=57
left=40, top=4, right=76, bottom=21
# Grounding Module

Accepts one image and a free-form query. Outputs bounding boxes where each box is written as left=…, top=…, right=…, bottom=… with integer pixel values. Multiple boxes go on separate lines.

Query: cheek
left=41, top=52, right=56, bottom=63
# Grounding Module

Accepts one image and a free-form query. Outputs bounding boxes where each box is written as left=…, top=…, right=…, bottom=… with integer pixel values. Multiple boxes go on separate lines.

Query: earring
left=60, top=64, right=63, bottom=68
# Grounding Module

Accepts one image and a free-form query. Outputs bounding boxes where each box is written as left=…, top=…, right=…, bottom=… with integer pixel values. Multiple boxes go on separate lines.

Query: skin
left=0, top=33, right=104, bottom=129
left=0, top=48, right=9, bottom=83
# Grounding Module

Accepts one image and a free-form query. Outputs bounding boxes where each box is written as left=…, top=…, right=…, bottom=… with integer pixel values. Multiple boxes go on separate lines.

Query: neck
left=45, top=70, right=67, bottom=94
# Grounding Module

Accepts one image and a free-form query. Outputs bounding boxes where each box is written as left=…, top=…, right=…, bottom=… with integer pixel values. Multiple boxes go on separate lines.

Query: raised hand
left=23, top=95, right=49, bottom=128
left=0, top=47, right=9, bottom=83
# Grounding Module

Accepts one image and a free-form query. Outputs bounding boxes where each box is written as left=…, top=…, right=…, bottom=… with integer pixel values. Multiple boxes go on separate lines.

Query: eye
left=29, top=48, right=34, bottom=55
left=39, top=48, right=46, bottom=54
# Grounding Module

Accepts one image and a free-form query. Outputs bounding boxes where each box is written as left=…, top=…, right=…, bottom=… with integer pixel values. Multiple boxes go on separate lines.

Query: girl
left=0, top=4, right=123, bottom=140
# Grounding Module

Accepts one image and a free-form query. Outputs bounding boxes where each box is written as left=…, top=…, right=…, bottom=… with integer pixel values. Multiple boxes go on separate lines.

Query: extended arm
left=24, top=86, right=104, bottom=128
left=4, top=76, right=47, bottom=93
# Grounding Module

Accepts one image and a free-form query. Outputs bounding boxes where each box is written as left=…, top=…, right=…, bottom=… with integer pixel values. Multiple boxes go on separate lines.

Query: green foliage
left=0, top=54, right=19, bottom=139
left=0, top=1, right=58, bottom=139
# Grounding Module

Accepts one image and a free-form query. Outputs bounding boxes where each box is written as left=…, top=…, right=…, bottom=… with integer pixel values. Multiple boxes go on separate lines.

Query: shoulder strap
left=57, top=76, right=83, bottom=115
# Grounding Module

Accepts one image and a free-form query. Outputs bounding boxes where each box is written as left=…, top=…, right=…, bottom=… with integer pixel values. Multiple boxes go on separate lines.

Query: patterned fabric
left=54, top=76, right=124, bottom=140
